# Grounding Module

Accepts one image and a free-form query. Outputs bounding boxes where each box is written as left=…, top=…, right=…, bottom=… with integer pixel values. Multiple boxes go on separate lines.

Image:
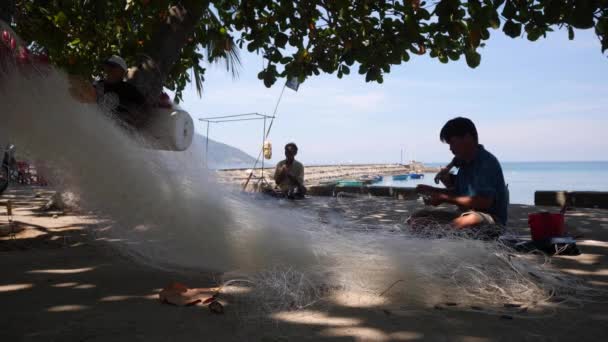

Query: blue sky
left=175, top=28, right=607, bottom=165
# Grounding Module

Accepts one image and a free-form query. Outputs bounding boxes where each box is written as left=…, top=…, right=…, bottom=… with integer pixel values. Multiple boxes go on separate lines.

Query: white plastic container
left=141, top=107, right=194, bottom=151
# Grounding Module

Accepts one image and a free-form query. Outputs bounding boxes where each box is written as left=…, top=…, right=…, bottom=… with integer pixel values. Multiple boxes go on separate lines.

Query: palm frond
left=192, top=62, right=204, bottom=97
left=204, top=9, right=242, bottom=80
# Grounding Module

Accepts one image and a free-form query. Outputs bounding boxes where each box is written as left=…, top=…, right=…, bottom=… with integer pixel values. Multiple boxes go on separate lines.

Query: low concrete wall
left=309, top=187, right=608, bottom=209
left=308, top=184, right=419, bottom=200
left=215, top=163, right=440, bottom=187
left=535, top=191, right=608, bottom=209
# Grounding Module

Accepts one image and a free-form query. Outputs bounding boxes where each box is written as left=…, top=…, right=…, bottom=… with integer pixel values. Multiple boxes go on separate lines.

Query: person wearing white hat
left=93, top=55, right=146, bottom=127
left=103, top=55, right=128, bottom=80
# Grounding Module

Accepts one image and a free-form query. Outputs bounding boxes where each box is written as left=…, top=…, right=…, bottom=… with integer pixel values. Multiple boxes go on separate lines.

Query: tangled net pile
left=222, top=194, right=608, bottom=320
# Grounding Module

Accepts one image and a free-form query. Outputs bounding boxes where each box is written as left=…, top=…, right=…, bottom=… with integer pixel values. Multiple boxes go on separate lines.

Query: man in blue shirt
left=414, top=117, right=508, bottom=231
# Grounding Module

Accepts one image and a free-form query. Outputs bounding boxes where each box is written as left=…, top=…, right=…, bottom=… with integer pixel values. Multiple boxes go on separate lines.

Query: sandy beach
left=1, top=184, right=608, bottom=341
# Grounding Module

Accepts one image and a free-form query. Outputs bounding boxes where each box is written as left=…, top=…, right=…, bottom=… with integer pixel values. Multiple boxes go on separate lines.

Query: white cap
left=104, top=55, right=128, bottom=72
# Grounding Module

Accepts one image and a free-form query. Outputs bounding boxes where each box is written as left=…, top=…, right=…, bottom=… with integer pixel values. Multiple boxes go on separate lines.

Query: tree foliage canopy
left=10, top=0, right=608, bottom=100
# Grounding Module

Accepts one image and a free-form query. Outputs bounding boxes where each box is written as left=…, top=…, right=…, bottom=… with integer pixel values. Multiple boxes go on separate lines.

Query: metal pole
left=205, top=121, right=210, bottom=169
left=243, top=84, right=287, bottom=191
left=261, top=116, right=266, bottom=180
left=265, top=84, right=286, bottom=140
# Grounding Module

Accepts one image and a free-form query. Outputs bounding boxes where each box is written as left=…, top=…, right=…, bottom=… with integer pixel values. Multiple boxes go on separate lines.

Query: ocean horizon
left=380, top=161, right=608, bottom=205
left=213, top=160, right=607, bottom=205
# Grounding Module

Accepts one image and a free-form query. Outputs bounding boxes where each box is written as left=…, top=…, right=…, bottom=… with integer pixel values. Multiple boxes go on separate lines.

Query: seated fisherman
left=94, top=55, right=146, bottom=128
left=412, top=117, right=508, bottom=232
left=69, top=55, right=146, bottom=128
left=273, top=142, right=306, bottom=199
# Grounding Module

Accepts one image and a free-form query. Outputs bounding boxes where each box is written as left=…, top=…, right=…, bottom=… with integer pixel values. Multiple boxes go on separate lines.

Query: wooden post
left=6, top=200, right=12, bottom=218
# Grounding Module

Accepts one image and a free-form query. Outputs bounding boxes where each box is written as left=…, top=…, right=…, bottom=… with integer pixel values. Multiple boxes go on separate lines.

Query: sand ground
left=1, top=185, right=608, bottom=341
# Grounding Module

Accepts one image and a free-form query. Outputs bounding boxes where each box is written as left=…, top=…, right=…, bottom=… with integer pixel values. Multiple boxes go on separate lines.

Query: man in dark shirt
left=413, top=117, right=508, bottom=232
left=93, top=55, right=146, bottom=128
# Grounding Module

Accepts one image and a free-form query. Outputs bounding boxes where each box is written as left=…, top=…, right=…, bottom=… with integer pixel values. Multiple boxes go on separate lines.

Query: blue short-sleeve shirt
left=454, top=145, right=508, bottom=225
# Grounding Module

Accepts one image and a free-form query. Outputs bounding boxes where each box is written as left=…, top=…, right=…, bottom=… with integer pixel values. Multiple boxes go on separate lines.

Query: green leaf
left=569, top=1, right=595, bottom=29
left=288, top=35, right=299, bottom=47
left=469, top=23, right=481, bottom=48
left=262, top=69, right=276, bottom=87
left=527, top=28, right=543, bottom=41
left=358, top=64, right=367, bottom=75
left=465, top=50, right=481, bottom=68
left=53, top=11, right=68, bottom=27
left=596, top=18, right=608, bottom=35
left=502, top=0, right=517, bottom=19
left=448, top=51, right=460, bottom=61
left=545, top=0, right=562, bottom=22
left=275, top=33, right=288, bottom=48
left=365, top=67, right=381, bottom=82
left=503, top=20, right=521, bottom=38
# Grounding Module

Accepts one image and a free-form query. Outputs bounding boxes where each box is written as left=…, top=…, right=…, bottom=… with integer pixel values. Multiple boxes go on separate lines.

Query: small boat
left=358, top=175, right=383, bottom=183
left=336, top=180, right=364, bottom=187
left=409, top=173, right=424, bottom=179
left=318, top=180, right=339, bottom=186
left=392, top=174, right=409, bottom=181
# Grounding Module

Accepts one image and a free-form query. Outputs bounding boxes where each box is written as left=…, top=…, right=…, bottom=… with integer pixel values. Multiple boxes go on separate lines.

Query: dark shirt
left=94, top=80, right=145, bottom=126
left=454, top=145, right=509, bottom=225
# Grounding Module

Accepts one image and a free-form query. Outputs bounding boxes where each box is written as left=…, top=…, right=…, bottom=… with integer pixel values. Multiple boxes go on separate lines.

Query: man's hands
left=434, top=167, right=452, bottom=185
left=415, top=184, right=435, bottom=195
left=416, top=185, right=448, bottom=206
left=416, top=184, right=493, bottom=211
left=275, top=164, right=294, bottom=185
left=426, top=192, right=448, bottom=206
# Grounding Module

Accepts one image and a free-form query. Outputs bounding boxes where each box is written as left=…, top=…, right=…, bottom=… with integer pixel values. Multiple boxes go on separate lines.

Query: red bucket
left=528, top=212, right=565, bottom=241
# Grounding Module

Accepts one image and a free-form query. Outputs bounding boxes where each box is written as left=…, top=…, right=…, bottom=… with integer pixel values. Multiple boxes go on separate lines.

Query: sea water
left=372, top=161, right=608, bottom=205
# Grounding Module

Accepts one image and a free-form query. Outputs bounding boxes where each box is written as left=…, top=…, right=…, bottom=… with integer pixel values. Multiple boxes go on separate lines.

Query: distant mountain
left=192, top=133, right=256, bottom=169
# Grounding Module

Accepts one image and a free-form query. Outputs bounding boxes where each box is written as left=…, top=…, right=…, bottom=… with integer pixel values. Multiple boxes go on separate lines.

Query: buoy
left=2, top=30, right=10, bottom=44
left=263, top=140, right=272, bottom=160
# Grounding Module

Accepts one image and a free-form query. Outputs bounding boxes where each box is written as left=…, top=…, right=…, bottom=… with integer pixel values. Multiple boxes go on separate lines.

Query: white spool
left=142, top=108, right=194, bottom=151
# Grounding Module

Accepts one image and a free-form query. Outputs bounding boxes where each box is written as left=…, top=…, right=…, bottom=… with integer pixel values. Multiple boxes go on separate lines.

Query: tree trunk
left=127, top=2, right=208, bottom=105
